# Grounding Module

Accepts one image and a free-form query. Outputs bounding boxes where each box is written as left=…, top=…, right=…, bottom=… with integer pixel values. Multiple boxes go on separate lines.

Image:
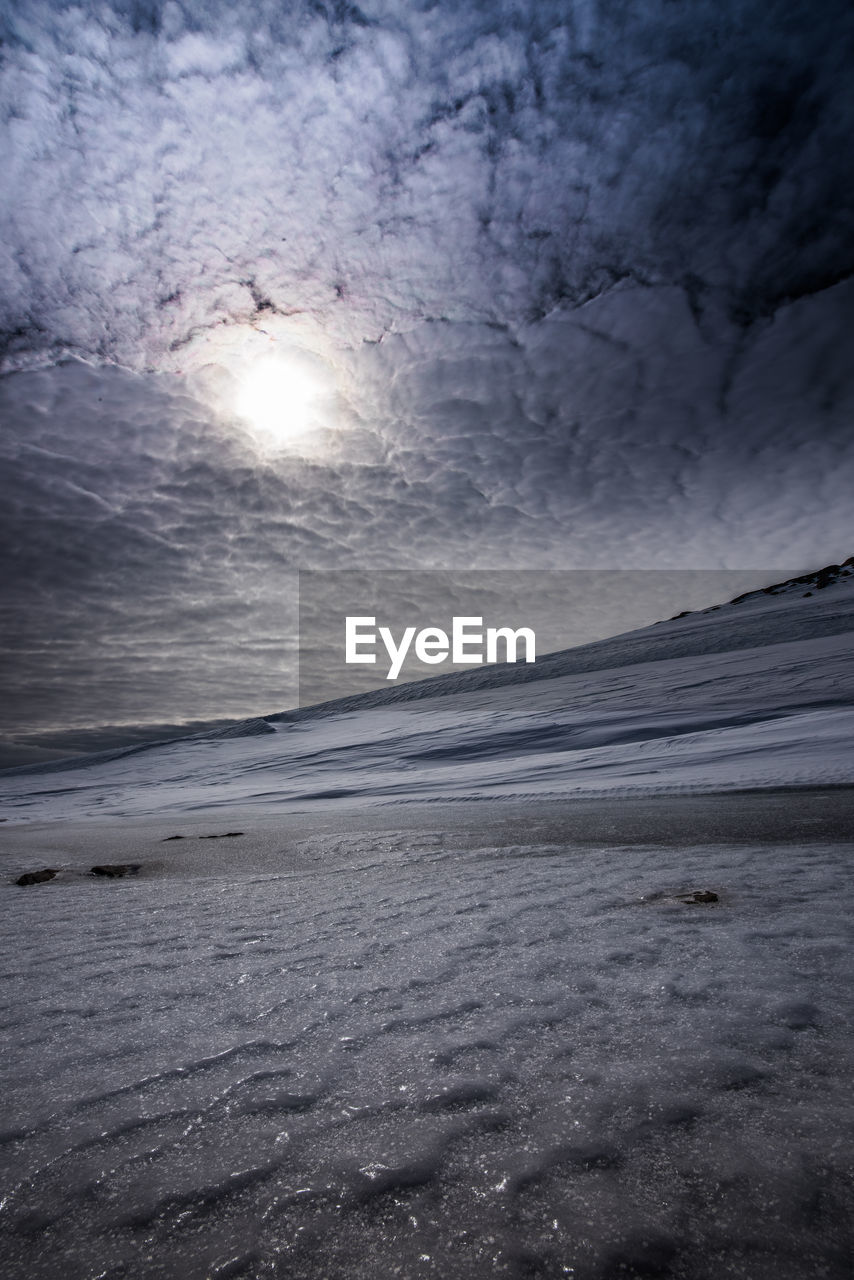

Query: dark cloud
left=1, top=0, right=853, bottom=371
left=1, top=0, right=853, bottom=748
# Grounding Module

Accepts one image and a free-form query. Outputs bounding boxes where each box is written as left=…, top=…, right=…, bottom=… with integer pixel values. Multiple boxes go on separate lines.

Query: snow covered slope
left=1, top=570, right=853, bottom=1280
left=1, top=564, right=852, bottom=822
left=272, top=558, right=854, bottom=718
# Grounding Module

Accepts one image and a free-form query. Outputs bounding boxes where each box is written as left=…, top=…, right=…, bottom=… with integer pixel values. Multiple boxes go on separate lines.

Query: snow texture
left=0, top=801, right=852, bottom=1279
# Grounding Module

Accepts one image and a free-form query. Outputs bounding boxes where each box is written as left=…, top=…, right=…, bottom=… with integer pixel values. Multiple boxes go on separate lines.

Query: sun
left=234, top=355, right=328, bottom=444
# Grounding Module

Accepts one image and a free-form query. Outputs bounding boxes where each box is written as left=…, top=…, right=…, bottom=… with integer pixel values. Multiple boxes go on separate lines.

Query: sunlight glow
left=234, top=356, right=328, bottom=443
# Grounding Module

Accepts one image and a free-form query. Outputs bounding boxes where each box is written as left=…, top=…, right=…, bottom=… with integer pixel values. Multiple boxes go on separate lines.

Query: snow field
left=1, top=812, right=852, bottom=1279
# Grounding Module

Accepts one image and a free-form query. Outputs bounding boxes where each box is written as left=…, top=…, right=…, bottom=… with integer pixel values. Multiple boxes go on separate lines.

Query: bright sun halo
left=234, top=357, right=327, bottom=443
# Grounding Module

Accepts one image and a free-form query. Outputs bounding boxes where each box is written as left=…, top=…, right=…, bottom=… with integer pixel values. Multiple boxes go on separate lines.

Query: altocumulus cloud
left=1, top=0, right=853, bottom=368
left=1, top=0, right=854, bottom=746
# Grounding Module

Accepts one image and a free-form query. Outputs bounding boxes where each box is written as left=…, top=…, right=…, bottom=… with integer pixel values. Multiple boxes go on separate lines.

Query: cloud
left=1, top=0, right=853, bottom=744
left=2, top=0, right=853, bottom=372
left=2, top=275, right=853, bottom=737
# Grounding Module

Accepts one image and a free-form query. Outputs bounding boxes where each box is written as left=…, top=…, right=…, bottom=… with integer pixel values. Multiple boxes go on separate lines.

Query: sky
left=1, top=0, right=853, bottom=760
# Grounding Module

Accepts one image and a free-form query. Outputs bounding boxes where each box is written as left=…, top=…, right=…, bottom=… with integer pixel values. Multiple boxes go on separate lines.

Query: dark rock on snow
left=675, top=889, right=719, bottom=905
left=15, top=868, right=58, bottom=886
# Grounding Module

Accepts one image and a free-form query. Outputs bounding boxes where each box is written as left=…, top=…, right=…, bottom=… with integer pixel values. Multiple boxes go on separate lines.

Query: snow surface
left=1, top=799, right=853, bottom=1279
left=1, top=572, right=853, bottom=1278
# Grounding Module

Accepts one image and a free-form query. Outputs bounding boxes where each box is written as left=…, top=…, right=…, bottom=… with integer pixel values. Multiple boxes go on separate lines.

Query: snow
left=0, top=572, right=852, bottom=1277
left=1, top=800, right=853, bottom=1278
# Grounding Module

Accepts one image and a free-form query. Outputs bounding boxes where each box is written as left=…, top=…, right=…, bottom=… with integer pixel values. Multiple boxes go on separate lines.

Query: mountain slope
left=1, top=564, right=852, bottom=822
left=270, top=559, right=854, bottom=723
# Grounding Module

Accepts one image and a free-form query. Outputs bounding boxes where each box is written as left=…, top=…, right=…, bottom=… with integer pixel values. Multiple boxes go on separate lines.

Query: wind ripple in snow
left=1, top=810, right=853, bottom=1279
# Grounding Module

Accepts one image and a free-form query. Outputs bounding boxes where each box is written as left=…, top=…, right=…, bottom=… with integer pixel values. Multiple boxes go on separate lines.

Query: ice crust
left=1, top=811, right=853, bottom=1279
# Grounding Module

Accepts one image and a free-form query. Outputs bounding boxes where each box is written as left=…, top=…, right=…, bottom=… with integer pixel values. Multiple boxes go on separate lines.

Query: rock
left=162, top=834, right=186, bottom=841
left=675, top=889, right=719, bottom=905
left=641, top=888, right=721, bottom=907
left=15, top=868, right=58, bottom=886
left=198, top=831, right=245, bottom=839
left=90, top=864, right=141, bottom=878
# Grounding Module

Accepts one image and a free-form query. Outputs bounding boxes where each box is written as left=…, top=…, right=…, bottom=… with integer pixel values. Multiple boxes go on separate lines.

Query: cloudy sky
left=1, top=0, right=853, bottom=760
